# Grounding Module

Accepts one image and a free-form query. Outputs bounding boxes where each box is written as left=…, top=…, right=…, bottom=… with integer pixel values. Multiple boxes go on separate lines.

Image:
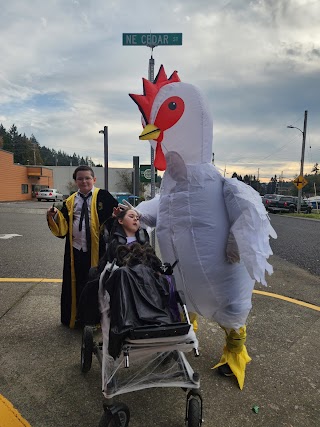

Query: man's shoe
left=217, top=363, right=234, bottom=377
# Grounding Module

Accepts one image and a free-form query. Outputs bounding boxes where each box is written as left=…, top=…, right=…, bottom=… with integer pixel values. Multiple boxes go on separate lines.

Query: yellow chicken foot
left=212, top=326, right=251, bottom=390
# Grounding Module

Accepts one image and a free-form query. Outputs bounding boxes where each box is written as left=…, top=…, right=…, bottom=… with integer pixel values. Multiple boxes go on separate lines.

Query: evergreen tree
left=311, top=163, right=319, bottom=175
left=0, top=123, right=99, bottom=167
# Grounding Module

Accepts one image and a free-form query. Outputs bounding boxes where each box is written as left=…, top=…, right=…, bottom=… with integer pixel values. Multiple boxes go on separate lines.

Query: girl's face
left=118, top=209, right=140, bottom=236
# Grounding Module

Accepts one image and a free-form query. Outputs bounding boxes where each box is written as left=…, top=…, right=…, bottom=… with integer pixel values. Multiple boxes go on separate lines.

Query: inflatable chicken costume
left=129, top=65, right=276, bottom=389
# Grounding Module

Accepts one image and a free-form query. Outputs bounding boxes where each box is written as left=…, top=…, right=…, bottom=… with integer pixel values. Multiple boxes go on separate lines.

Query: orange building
left=0, top=149, right=53, bottom=201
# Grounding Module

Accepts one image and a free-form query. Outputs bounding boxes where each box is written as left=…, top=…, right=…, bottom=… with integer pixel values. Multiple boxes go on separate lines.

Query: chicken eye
left=154, top=96, right=185, bottom=135
left=168, top=101, right=177, bottom=110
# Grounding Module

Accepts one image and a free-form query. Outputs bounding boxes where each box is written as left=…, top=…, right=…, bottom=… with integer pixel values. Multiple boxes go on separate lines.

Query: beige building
left=49, top=166, right=134, bottom=197
left=0, top=149, right=133, bottom=201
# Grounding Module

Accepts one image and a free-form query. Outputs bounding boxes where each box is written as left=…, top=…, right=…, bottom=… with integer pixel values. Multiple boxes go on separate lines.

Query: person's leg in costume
left=212, top=325, right=251, bottom=390
left=73, top=248, right=91, bottom=318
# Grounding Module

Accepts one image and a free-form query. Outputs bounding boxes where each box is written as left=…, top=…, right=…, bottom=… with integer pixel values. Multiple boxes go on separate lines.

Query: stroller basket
left=128, top=322, right=190, bottom=340
left=80, top=260, right=203, bottom=426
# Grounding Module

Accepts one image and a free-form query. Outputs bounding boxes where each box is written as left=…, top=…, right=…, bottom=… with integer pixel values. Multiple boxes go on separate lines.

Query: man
left=47, top=165, right=118, bottom=328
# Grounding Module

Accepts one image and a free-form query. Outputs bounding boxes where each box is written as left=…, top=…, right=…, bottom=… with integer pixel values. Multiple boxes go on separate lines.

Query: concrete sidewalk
left=0, top=256, right=319, bottom=427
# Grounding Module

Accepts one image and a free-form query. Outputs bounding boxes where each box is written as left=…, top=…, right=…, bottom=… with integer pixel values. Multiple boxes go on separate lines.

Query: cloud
left=0, top=0, right=319, bottom=180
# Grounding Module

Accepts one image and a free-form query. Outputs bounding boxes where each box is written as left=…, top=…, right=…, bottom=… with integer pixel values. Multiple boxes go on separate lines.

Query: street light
left=99, top=126, right=108, bottom=191
left=287, top=110, right=308, bottom=213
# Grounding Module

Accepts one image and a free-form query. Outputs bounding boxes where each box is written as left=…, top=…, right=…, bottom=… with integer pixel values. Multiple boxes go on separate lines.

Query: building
left=0, top=148, right=134, bottom=201
left=49, top=166, right=134, bottom=197
left=0, top=149, right=53, bottom=201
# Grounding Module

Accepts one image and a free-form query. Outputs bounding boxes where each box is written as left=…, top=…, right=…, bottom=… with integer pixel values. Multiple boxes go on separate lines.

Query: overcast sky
left=1, top=0, right=319, bottom=182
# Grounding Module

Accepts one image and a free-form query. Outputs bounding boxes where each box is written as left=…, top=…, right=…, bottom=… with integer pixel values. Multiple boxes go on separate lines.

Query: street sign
left=140, top=165, right=158, bottom=183
left=122, top=33, right=182, bottom=47
left=293, top=175, right=308, bottom=190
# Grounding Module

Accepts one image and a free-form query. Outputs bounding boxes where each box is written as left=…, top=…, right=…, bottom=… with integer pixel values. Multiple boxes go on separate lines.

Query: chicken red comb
left=129, top=65, right=181, bottom=124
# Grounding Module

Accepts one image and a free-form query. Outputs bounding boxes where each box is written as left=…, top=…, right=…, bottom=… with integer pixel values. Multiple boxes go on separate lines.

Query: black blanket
left=105, top=264, right=174, bottom=358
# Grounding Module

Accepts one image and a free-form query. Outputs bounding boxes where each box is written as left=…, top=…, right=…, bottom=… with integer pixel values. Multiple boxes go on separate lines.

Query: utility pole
left=287, top=110, right=308, bottom=213
left=298, top=111, right=308, bottom=212
left=299, top=111, right=308, bottom=201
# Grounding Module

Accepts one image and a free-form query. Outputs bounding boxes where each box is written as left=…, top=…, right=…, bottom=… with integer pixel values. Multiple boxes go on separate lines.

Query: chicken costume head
left=129, top=65, right=213, bottom=171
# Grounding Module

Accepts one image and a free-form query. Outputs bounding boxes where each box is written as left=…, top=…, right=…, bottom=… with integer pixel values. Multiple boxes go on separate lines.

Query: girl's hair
left=109, top=209, right=131, bottom=238
left=114, top=209, right=129, bottom=221
left=116, top=243, right=162, bottom=273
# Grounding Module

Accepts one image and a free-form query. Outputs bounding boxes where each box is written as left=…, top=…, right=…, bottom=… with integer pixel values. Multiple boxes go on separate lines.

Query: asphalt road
left=0, top=206, right=65, bottom=279
left=1, top=202, right=319, bottom=280
left=0, top=202, right=319, bottom=427
left=269, top=214, right=320, bottom=276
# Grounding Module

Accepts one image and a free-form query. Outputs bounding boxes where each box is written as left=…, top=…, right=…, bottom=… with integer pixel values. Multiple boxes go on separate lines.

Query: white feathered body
left=134, top=78, right=276, bottom=330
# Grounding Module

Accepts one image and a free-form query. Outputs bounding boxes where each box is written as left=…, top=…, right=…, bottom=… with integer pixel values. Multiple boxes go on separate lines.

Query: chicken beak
left=139, top=124, right=161, bottom=140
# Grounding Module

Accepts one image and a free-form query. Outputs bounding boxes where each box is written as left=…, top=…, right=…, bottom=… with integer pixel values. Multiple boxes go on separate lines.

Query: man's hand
left=47, top=206, right=58, bottom=219
left=226, top=231, right=240, bottom=263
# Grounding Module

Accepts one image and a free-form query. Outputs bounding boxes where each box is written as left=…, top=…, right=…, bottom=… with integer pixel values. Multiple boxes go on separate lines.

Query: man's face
left=75, top=170, right=96, bottom=194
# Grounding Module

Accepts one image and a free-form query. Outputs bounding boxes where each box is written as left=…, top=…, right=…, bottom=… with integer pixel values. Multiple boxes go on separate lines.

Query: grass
left=286, top=211, right=320, bottom=220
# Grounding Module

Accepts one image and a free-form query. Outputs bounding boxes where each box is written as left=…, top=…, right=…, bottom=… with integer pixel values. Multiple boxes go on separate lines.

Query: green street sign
left=140, top=165, right=158, bottom=183
left=122, top=33, right=182, bottom=47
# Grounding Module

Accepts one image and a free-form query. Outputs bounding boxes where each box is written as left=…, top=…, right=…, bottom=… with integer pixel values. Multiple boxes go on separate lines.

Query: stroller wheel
left=81, top=326, right=94, bottom=373
left=99, top=403, right=130, bottom=427
left=186, top=395, right=202, bottom=427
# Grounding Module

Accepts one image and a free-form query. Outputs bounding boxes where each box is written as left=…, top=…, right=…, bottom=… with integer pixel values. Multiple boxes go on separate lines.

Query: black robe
left=47, top=188, right=117, bottom=327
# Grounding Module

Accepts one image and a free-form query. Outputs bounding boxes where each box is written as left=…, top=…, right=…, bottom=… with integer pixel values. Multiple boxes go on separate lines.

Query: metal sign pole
left=148, top=52, right=155, bottom=200
left=122, top=32, right=183, bottom=249
left=99, top=126, right=109, bottom=191
left=148, top=51, right=156, bottom=249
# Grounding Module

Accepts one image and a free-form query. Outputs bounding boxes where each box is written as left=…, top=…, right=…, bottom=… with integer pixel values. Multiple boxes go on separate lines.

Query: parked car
left=292, top=197, right=312, bottom=213
left=36, top=189, right=63, bottom=202
left=262, top=194, right=279, bottom=209
left=110, top=192, right=140, bottom=206
left=304, top=196, right=320, bottom=209
left=267, top=195, right=312, bottom=214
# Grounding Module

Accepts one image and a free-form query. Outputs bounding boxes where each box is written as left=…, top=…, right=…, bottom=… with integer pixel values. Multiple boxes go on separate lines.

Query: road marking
left=0, top=394, right=31, bottom=426
left=253, top=290, right=320, bottom=312
left=0, top=279, right=319, bottom=312
left=0, top=234, right=22, bottom=239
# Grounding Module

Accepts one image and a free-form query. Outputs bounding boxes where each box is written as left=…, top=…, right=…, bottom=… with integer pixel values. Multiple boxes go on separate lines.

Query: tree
left=66, top=180, right=78, bottom=195
left=0, top=123, right=98, bottom=167
left=117, top=170, right=133, bottom=193
left=301, top=173, right=320, bottom=197
left=311, top=163, right=319, bottom=175
left=116, top=170, right=146, bottom=196
left=267, top=175, right=277, bottom=194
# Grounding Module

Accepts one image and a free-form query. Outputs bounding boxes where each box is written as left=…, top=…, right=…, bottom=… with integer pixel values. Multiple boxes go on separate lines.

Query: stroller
left=80, top=246, right=203, bottom=427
